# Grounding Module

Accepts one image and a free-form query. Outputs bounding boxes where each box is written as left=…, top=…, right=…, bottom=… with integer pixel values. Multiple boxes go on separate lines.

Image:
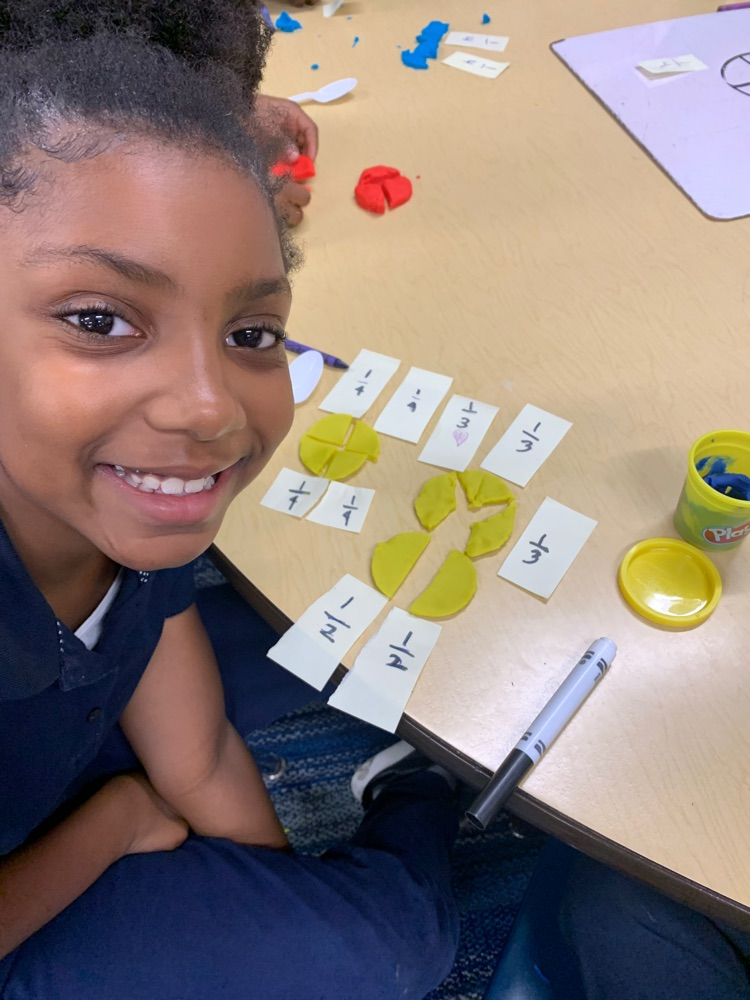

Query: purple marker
left=717, top=2, right=750, bottom=9
left=285, top=339, right=349, bottom=370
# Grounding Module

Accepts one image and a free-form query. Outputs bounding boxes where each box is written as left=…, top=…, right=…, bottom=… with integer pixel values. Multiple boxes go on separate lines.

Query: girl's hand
left=110, top=773, right=189, bottom=855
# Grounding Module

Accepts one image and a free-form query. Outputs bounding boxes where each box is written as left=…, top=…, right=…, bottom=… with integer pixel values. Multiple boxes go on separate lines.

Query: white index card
left=328, top=609, right=442, bottom=732
left=498, top=497, right=597, bottom=600
left=322, top=0, right=343, bottom=16
left=306, top=481, right=375, bottom=533
left=481, top=404, right=572, bottom=488
left=418, top=394, right=499, bottom=471
left=636, top=54, right=707, bottom=77
left=260, top=467, right=329, bottom=518
left=267, top=574, right=388, bottom=689
left=319, top=349, right=401, bottom=418
left=442, top=51, right=509, bottom=79
left=445, top=31, right=509, bottom=53
left=374, top=367, right=453, bottom=443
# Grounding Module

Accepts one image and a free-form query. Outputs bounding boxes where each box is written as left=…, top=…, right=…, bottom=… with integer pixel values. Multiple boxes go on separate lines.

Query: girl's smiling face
left=0, top=141, right=294, bottom=573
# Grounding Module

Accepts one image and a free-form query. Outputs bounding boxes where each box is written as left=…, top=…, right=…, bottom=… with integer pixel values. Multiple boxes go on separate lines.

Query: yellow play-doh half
left=325, top=449, right=368, bottom=481
left=465, top=503, right=516, bottom=558
left=299, top=437, right=336, bottom=476
left=414, top=472, right=457, bottom=531
left=457, top=469, right=515, bottom=509
left=347, top=420, right=381, bottom=460
left=371, top=532, right=431, bottom=598
left=409, top=550, right=477, bottom=618
left=306, top=413, right=353, bottom=446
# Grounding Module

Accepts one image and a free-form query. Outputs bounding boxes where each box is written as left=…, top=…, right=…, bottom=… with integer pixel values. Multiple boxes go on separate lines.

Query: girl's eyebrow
left=22, top=243, right=291, bottom=302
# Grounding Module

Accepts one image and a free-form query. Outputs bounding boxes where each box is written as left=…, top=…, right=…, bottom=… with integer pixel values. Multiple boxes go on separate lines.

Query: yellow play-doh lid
left=617, top=538, right=722, bottom=628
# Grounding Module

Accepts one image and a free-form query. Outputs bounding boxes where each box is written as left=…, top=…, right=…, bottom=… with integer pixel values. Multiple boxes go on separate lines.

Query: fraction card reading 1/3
left=260, top=467, right=330, bottom=519
left=497, top=497, right=597, bottom=600
left=445, top=31, right=509, bottom=53
left=418, top=394, right=500, bottom=472
left=442, top=51, right=510, bottom=80
left=306, top=481, right=376, bottom=533
left=374, top=367, right=453, bottom=443
left=328, top=609, right=442, bottom=732
left=481, top=404, right=573, bottom=488
left=319, top=349, right=401, bottom=419
left=267, top=574, right=388, bottom=690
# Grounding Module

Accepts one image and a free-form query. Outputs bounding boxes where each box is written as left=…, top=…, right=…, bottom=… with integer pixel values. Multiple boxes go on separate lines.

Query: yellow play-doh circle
left=299, top=414, right=380, bottom=480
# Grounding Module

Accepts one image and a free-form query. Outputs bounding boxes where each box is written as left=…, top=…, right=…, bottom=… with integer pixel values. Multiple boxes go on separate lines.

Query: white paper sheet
left=442, top=51, right=510, bottom=79
left=418, top=394, right=499, bottom=471
left=322, top=0, right=344, bottom=16
left=260, top=467, right=330, bottom=518
left=373, top=367, right=453, bottom=443
left=498, top=497, right=597, bottom=600
left=328, top=609, right=442, bottom=731
left=305, top=481, right=375, bottom=533
left=481, top=404, right=572, bottom=487
left=266, top=574, right=388, bottom=689
left=319, top=349, right=401, bottom=418
left=445, top=31, right=509, bottom=53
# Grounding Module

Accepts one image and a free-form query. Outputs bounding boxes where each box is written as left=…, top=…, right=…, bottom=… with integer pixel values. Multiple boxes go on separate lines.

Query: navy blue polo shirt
left=0, top=521, right=195, bottom=856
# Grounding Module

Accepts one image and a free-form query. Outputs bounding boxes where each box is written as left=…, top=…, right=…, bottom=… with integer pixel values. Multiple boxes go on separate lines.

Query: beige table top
left=215, top=0, right=750, bottom=926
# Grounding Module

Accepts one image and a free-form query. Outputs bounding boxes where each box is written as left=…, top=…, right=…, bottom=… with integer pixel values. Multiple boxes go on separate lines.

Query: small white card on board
left=305, top=482, right=375, bottom=533
left=319, top=349, right=400, bottom=418
left=445, top=31, right=509, bottom=53
left=442, top=51, right=509, bottom=79
left=260, top=467, right=329, bottom=518
left=418, top=394, right=499, bottom=471
left=481, top=404, right=572, bottom=488
left=374, top=367, right=453, bottom=443
left=636, top=54, right=707, bottom=77
left=498, top=497, right=597, bottom=600
left=328, top=609, right=442, bottom=732
left=267, top=574, right=388, bottom=690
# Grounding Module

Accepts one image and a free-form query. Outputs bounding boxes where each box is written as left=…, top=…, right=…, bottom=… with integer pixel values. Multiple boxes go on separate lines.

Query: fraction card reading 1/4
left=442, top=51, right=510, bottom=80
left=445, top=31, right=509, bottom=53
left=481, top=404, right=572, bottom=488
left=497, top=497, right=597, bottom=600
left=328, top=609, right=442, bottom=732
left=260, top=467, right=330, bottom=519
left=418, top=394, right=500, bottom=472
left=306, top=481, right=376, bottom=533
left=374, top=367, right=453, bottom=443
left=267, top=574, right=388, bottom=690
left=319, top=349, right=401, bottom=419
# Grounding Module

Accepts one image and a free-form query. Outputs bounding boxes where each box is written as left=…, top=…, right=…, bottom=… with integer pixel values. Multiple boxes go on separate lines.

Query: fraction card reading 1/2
left=497, top=497, right=597, bottom=600
left=481, top=404, right=573, bottom=488
left=442, top=51, right=510, bottom=80
left=318, top=349, right=401, bottom=419
left=418, top=394, right=500, bottom=472
left=445, top=31, right=509, bottom=53
left=260, top=467, right=330, bottom=519
left=636, top=54, right=707, bottom=79
left=328, top=609, right=442, bottom=732
left=267, top=574, right=388, bottom=690
left=374, top=367, right=453, bottom=443
left=306, top=482, right=376, bottom=533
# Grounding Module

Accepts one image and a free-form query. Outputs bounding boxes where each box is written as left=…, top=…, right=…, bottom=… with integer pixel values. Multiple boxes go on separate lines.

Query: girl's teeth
left=113, top=466, right=217, bottom=495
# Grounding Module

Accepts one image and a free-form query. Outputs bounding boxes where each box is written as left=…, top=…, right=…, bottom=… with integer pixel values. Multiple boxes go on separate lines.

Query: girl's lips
left=97, top=460, right=240, bottom=526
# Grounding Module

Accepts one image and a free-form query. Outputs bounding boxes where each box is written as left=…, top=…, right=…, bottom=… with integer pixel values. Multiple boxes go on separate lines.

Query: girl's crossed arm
left=120, top=604, right=289, bottom=851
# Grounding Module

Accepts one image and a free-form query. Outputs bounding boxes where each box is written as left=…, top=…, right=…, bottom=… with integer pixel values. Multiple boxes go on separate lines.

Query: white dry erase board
left=551, top=9, right=750, bottom=220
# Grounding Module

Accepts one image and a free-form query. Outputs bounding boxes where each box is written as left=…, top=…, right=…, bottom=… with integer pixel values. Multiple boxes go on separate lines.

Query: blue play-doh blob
left=482, top=13, right=491, bottom=24
left=703, top=473, right=750, bottom=501
left=401, top=20, right=449, bottom=69
left=276, top=11, right=302, bottom=32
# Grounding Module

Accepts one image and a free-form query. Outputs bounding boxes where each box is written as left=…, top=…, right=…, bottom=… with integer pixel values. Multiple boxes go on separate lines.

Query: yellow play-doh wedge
left=325, top=449, right=368, bottom=481
left=307, top=413, right=353, bottom=446
left=409, top=550, right=477, bottom=618
left=299, top=437, right=336, bottom=476
left=465, top=503, right=516, bottom=558
left=457, top=469, right=515, bottom=509
left=371, top=532, right=431, bottom=598
left=347, top=420, right=381, bottom=460
left=414, top=472, right=457, bottom=531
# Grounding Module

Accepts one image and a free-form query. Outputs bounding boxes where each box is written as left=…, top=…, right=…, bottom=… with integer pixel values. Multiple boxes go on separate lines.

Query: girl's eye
left=226, top=326, right=284, bottom=350
left=66, top=311, right=135, bottom=337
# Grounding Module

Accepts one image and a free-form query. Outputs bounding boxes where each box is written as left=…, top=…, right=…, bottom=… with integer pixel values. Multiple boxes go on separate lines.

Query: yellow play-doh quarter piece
left=299, top=437, right=336, bottom=476
left=409, top=550, right=477, bottom=618
left=371, top=532, right=431, bottom=598
left=618, top=537, right=722, bottom=628
left=347, top=420, right=381, bottom=460
left=457, top=470, right=515, bottom=509
left=307, top=413, right=352, bottom=446
left=415, top=472, right=457, bottom=531
left=325, top=449, right=368, bottom=481
left=465, top=503, right=516, bottom=558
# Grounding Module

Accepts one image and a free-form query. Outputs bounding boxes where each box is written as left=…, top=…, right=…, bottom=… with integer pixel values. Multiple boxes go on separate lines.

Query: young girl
left=0, top=3, right=459, bottom=997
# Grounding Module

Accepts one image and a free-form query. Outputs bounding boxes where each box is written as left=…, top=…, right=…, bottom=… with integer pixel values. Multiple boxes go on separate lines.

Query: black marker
left=465, top=638, right=617, bottom=830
